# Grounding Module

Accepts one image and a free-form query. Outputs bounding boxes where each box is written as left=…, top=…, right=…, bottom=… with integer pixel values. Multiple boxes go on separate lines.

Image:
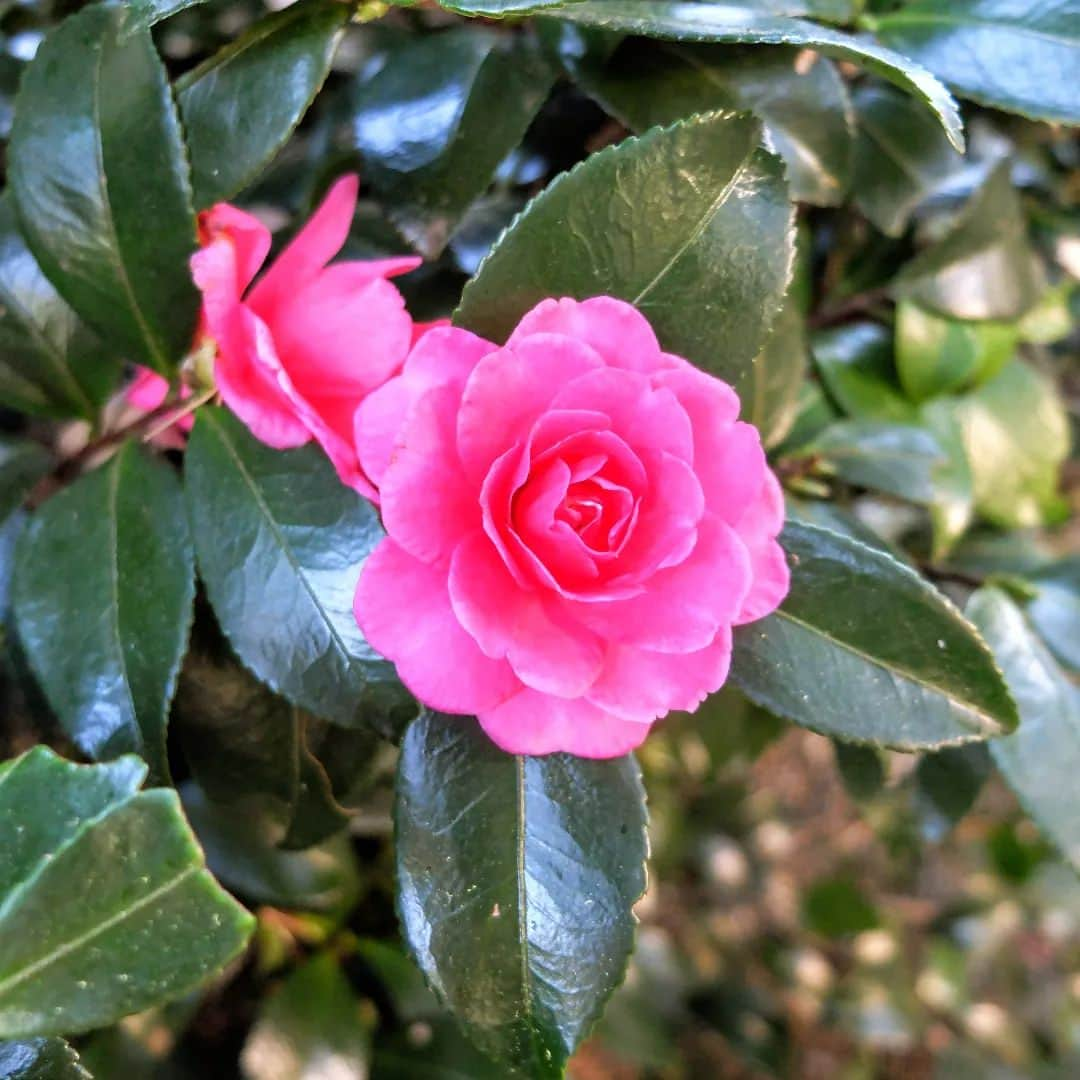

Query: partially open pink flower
left=125, top=367, right=193, bottom=449
left=191, top=175, right=420, bottom=498
left=353, top=296, right=789, bottom=758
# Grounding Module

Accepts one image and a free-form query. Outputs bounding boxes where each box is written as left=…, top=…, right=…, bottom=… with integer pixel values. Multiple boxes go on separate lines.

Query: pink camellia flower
left=191, top=174, right=420, bottom=498
left=125, top=367, right=193, bottom=449
left=353, top=296, right=789, bottom=758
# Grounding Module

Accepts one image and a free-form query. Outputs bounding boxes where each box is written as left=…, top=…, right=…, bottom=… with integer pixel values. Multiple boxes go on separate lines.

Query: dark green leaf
left=1027, top=559, right=1080, bottom=673
left=0, top=440, right=49, bottom=528
left=10, top=5, right=198, bottom=373
left=731, top=522, right=1019, bottom=749
left=419, top=0, right=581, bottom=14
left=175, top=647, right=372, bottom=850
left=947, top=360, right=1070, bottom=529
left=802, top=420, right=944, bottom=504
left=833, top=741, right=886, bottom=802
left=813, top=322, right=916, bottom=423
left=785, top=494, right=904, bottom=559
left=242, top=954, right=369, bottom=1080
left=895, top=301, right=1016, bottom=402
left=921, top=398, right=975, bottom=559
left=551, top=1, right=964, bottom=149
left=185, top=408, right=406, bottom=730
left=183, top=785, right=361, bottom=914
left=893, top=162, right=1042, bottom=321
left=178, top=0, right=350, bottom=209
left=916, top=743, right=990, bottom=836
left=0, top=1039, right=90, bottom=1079
left=872, top=0, right=1080, bottom=124
left=456, top=110, right=794, bottom=384
left=850, top=82, right=962, bottom=237
left=0, top=748, right=253, bottom=1039
left=13, top=444, right=194, bottom=783
left=968, top=588, right=1080, bottom=872
left=395, top=711, right=648, bottom=1077
left=740, top=292, right=807, bottom=449
left=354, top=28, right=554, bottom=257
left=120, top=0, right=207, bottom=36
left=0, top=196, right=121, bottom=420
left=565, top=37, right=853, bottom=206
left=803, top=876, right=879, bottom=937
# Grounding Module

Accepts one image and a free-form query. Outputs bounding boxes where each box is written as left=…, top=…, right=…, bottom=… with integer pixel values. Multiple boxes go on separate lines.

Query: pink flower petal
left=508, top=296, right=670, bottom=374
left=548, top=366, right=694, bottom=464
left=477, top=688, right=652, bottom=758
left=381, top=386, right=478, bottom=564
left=448, top=531, right=606, bottom=698
left=355, top=326, right=496, bottom=489
left=355, top=539, right=519, bottom=714
left=733, top=471, right=789, bottom=624
left=586, top=626, right=733, bottom=723
left=570, top=514, right=751, bottom=653
left=456, top=333, right=604, bottom=485
left=248, top=174, right=360, bottom=317
left=196, top=202, right=271, bottom=296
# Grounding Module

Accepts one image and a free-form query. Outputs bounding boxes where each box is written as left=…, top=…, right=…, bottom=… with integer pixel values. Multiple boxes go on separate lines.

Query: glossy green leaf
left=354, top=28, right=554, bottom=257
left=896, top=301, right=1016, bottom=402
left=0, top=441, right=49, bottom=529
left=241, top=954, right=369, bottom=1080
left=893, top=162, right=1043, bottom=321
left=872, top=0, right=1080, bottom=124
left=0, top=747, right=254, bottom=1039
left=916, top=743, right=990, bottom=835
left=120, top=0, right=207, bottom=36
left=183, top=785, right=361, bottom=914
left=803, top=420, right=945, bottom=504
left=731, top=522, right=1018, bottom=748
left=551, top=1, right=964, bottom=149
left=739, top=293, right=807, bottom=449
left=175, top=646, right=376, bottom=850
left=178, top=0, right=350, bottom=209
left=9, top=5, right=198, bottom=373
left=13, top=444, right=194, bottom=784
left=457, top=110, right=794, bottom=384
left=419, top=0, right=581, bottom=14
left=785, top=494, right=903, bottom=559
left=813, top=322, right=916, bottom=423
left=0, top=1039, right=90, bottom=1079
left=0, top=196, right=121, bottom=421
left=395, top=711, right=648, bottom=1077
left=1027, top=559, right=1080, bottom=673
left=185, top=409, right=406, bottom=730
left=564, top=36, right=853, bottom=206
left=921, top=398, right=975, bottom=559
left=949, top=360, right=1070, bottom=529
left=968, top=588, right=1080, bottom=872
left=850, top=82, right=962, bottom=237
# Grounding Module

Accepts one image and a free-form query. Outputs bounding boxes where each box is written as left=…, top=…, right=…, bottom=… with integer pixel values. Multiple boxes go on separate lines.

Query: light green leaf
left=813, top=322, right=916, bottom=423
left=968, top=588, right=1080, bottom=872
left=0, top=748, right=253, bottom=1039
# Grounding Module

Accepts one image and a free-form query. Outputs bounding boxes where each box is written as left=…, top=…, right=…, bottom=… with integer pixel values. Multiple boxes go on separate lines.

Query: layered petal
left=509, top=296, right=670, bottom=374
left=478, top=689, right=652, bottom=758
left=355, top=540, right=519, bottom=714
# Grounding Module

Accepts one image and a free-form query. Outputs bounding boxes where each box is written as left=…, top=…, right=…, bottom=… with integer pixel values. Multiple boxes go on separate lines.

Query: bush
left=0, top=0, right=1077, bottom=1076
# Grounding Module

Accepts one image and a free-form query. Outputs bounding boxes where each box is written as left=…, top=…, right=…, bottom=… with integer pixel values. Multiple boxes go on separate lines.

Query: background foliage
left=0, top=0, right=1077, bottom=1076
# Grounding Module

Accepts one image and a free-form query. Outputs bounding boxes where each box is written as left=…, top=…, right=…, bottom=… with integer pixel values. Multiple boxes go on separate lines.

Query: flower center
left=556, top=479, right=635, bottom=554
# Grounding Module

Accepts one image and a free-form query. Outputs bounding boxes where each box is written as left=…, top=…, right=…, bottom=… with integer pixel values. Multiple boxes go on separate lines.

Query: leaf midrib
left=774, top=604, right=1005, bottom=726
left=203, top=414, right=356, bottom=675
left=0, top=861, right=197, bottom=1002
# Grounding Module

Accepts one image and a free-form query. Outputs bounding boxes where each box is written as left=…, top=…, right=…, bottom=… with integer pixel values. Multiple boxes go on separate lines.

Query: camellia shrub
left=0, top=0, right=1077, bottom=1076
